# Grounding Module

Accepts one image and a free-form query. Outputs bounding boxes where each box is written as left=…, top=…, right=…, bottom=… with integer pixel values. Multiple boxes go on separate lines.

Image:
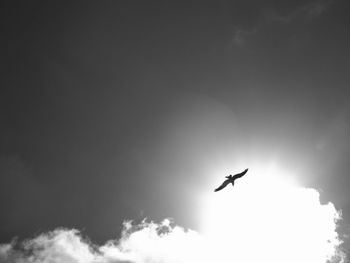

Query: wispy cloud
left=302, top=0, right=334, bottom=18
left=232, top=0, right=336, bottom=45
left=268, top=0, right=335, bottom=22
left=233, top=28, right=258, bottom=46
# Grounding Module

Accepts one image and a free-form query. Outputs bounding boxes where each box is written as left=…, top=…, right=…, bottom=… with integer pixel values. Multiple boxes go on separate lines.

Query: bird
left=214, top=169, right=248, bottom=192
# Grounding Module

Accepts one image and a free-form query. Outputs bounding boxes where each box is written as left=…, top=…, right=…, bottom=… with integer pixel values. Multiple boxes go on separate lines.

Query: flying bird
left=214, top=169, right=248, bottom=192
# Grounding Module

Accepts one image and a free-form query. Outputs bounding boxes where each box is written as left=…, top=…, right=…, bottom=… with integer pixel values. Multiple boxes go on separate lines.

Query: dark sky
left=1, top=0, right=350, bottom=257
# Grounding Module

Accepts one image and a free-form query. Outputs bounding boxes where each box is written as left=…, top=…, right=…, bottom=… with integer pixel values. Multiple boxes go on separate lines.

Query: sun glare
left=200, top=163, right=343, bottom=263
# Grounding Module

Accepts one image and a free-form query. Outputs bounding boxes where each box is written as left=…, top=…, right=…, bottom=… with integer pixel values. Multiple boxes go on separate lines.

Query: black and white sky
left=1, top=1, right=350, bottom=262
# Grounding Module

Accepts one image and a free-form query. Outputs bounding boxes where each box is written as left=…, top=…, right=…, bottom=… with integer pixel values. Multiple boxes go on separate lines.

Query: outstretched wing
left=231, top=168, right=248, bottom=180
left=214, top=179, right=230, bottom=192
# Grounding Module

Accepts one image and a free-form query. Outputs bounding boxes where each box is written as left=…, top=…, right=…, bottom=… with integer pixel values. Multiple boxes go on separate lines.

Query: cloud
left=0, top=220, right=210, bottom=263
left=0, top=200, right=345, bottom=263
left=302, top=0, right=334, bottom=18
left=232, top=28, right=258, bottom=46
left=232, top=0, right=335, bottom=45
left=201, top=165, right=347, bottom=263
left=268, top=0, right=334, bottom=22
left=0, top=185, right=346, bottom=263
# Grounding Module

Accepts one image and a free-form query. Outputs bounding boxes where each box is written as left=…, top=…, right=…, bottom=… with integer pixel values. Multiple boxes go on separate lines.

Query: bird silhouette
left=214, top=169, right=248, bottom=192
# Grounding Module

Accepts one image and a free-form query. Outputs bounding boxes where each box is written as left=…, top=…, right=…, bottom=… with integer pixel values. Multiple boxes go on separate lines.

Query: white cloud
left=0, top=220, right=210, bottom=263
left=0, top=186, right=346, bottom=263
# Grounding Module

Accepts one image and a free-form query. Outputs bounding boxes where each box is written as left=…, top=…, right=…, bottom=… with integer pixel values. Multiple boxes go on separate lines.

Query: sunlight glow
left=200, top=163, right=343, bottom=263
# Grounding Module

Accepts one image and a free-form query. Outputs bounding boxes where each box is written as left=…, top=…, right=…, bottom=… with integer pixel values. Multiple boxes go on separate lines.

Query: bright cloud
left=201, top=164, right=346, bottom=263
left=0, top=220, right=210, bottom=263
left=0, top=171, right=346, bottom=263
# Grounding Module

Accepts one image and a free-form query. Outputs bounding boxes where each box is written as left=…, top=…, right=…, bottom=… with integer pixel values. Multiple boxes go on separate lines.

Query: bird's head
left=226, top=175, right=232, bottom=179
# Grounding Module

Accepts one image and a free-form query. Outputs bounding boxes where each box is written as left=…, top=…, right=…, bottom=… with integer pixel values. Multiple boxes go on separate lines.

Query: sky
left=1, top=1, right=350, bottom=262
